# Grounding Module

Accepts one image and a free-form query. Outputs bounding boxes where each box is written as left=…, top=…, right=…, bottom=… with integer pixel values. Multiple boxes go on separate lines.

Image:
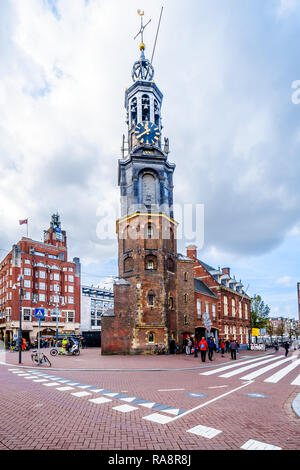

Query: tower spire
left=132, top=10, right=154, bottom=83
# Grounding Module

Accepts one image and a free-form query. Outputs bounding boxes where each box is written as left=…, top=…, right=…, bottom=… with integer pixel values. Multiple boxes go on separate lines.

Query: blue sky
left=0, top=0, right=299, bottom=318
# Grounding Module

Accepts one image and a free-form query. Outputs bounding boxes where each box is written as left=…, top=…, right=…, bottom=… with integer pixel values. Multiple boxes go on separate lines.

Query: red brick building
left=0, top=214, right=81, bottom=347
left=186, top=245, right=251, bottom=346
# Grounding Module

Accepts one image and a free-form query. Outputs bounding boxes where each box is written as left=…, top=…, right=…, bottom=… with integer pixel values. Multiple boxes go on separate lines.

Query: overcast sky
left=0, top=0, right=299, bottom=318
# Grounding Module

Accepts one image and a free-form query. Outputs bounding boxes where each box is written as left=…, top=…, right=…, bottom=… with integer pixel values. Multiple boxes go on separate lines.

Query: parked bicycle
left=31, top=350, right=51, bottom=367
left=152, top=343, right=167, bottom=355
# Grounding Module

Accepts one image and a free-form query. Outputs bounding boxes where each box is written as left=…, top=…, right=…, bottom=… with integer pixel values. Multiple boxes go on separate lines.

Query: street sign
left=34, top=308, right=45, bottom=320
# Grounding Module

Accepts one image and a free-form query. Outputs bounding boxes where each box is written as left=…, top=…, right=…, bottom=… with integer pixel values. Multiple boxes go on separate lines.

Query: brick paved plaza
left=1, top=347, right=299, bottom=451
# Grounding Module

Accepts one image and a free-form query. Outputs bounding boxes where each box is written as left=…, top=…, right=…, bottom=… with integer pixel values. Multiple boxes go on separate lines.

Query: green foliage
left=250, top=295, right=270, bottom=329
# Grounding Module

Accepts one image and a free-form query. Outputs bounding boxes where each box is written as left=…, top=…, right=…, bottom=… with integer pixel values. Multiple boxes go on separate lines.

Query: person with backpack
left=199, top=337, right=208, bottom=362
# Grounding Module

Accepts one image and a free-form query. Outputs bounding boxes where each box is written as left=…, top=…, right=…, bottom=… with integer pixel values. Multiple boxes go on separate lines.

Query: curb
left=292, top=392, right=300, bottom=418
left=0, top=352, right=273, bottom=373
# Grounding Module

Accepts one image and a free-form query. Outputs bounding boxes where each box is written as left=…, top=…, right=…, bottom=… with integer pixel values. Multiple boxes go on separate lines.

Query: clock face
left=134, top=121, right=161, bottom=145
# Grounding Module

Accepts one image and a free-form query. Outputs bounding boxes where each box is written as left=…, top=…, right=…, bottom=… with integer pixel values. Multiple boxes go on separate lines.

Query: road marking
left=241, top=439, right=281, bottom=450
left=89, top=397, right=112, bottom=404
left=77, top=385, right=91, bottom=389
left=139, top=402, right=156, bottom=409
left=56, top=386, right=75, bottom=391
left=157, top=388, right=185, bottom=392
left=200, top=355, right=274, bottom=376
left=89, top=388, right=104, bottom=393
left=264, top=358, right=300, bottom=383
left=291, top=374, right=300, bottom=386
left=208, top=385, right=228, bottom=389
left=147, top=381, right=253, bottom=425
left=143, top=413, right=174, bottom=424
left=187, top=425, right=222, bottom=439
left=162, top=408, right=181, bottom=416
left=24, top=376, right=36, bottom=379
left=120, top=397, right=136, bottom=402
left=33, top=379, right=48, bottom=383
left=43, top=382, right=60, bottom=387
left=240, top=357, right=293, bottom=381
left=113, top=405, right=138, bottom=413
left=71, top=391, right=92, bottom=397
left=103, top=392, right=119, bottom=397
left=219, top=356, right=280, bottom=378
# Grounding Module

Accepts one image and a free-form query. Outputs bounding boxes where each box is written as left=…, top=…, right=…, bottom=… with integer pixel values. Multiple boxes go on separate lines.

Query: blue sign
left=34, top=308, right=45, bottom=320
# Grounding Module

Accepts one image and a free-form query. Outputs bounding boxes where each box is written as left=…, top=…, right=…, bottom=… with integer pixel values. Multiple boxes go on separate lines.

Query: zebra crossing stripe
left=291, top=374, right=300, bottom=386
left=200, top=355, right=274, bottom=376
left=241, top=439, right=281, bottom=450
left=240, top=357, right=293, bottom=381
left=264, top=358, right=300, bottom=383
left=187, top=425, right=222, bottom=439
left=219, top=356, right=280, bottom=378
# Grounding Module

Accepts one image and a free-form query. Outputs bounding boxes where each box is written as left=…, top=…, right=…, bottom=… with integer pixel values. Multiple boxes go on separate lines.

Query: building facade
left=81, top=285, right=114, bottom=346
left=101, top=37, right=195, bottom=354
left=0, top=214, right=81, bottom=346
left=186, top=245, right=251, bottom=346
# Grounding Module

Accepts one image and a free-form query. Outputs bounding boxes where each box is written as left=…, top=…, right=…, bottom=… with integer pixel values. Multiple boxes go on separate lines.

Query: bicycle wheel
left=50, top=349, right=58, bottom=356
left=43, top=355, right=51, bottom=367
left=73, top=349, right=80, bottom=356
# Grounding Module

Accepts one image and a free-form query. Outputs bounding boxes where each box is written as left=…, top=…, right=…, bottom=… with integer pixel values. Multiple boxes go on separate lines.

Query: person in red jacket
left=198, top=337, right=208, bottom=362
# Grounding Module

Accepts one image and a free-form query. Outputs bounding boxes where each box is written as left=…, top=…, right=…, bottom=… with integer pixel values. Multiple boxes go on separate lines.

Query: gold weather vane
left=134, top=9, right=151, bottom=47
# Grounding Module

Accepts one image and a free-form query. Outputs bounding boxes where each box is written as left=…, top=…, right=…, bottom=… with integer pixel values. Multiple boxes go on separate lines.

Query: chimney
left=222, top=267, right=230, bottom=276
left=186, top=245, right=197, bottom=260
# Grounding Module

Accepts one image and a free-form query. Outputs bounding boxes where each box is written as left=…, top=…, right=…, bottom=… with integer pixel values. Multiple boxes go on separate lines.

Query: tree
left=250, top=295, right=270, bottom=343
left=266, top=320, right=275, bottom=343
left=275, top=319, right=285, bottom=341
left=251, top=295, right=270, bottom=328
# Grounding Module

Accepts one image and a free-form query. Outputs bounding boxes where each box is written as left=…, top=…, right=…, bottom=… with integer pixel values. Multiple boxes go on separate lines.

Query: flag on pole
left=19, top=219, right=28, bottom=225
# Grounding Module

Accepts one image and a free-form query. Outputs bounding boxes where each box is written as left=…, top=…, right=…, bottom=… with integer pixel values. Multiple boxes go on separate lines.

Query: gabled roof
left=194, top=278, right=219, bottom=299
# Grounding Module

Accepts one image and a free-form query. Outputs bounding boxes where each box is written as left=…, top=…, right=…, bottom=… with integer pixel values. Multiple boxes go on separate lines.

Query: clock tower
left=101, top=13, right=195, bottom=355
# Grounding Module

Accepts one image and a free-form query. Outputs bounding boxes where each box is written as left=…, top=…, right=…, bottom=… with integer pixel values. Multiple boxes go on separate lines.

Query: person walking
left=208, top=336, right=215, bottom=361
left=186, top=337, right=192, bottom=355
left=199, top=337, right=208, bottom=362
left=225, top=339, right=230, bottom=353
left=284, top=341, right=290, bottom=357
left=194, top=337, right=198, bottom=357
left=230, top=338, right=237, bottom=360
left=220, top=338, right=225, bottom=358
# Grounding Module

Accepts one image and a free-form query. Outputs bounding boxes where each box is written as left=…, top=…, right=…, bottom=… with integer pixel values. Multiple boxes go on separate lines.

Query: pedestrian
left=199, top=337, right=208, bottom=362
left=169, top=338, right=176, bottom=354
left=186, top=337, right=192, bottom=355
left=21, top=338, right=26, bottom=351
left=284, top=341, right=290, bottom=357
left=220, top=338, right=225, bottom=357
left=236, top=341, right=240, bottom=354
left=230, top=338, right=237, bottom=360
left=194, top=338, right=198, bottom=357
left=225, top=340, right=230, bottom=353
left=208, top=336, right=215, bottom=361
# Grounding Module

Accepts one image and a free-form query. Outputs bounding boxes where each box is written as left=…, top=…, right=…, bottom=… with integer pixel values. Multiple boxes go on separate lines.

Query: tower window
left=147, top=293, right=155, bottom=306
left=184, top=272, right=188, bottom=281
left=184, top=293, right=188, bottom=303
left=145, top=255, right=157, bottom=270
left=142, top=94, right=150, bottom=121
left=130, top=97, right=137, bottom=127
left=169, top=296, right=174, bottom=309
